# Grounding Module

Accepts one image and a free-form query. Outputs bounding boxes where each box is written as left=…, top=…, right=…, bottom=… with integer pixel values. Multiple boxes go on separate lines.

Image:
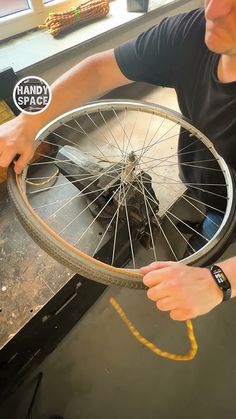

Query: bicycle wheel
left=8, top=100, right=236, bottom=288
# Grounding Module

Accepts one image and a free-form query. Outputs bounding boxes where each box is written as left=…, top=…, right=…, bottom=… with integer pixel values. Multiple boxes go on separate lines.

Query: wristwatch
left=210, top=265, right=232, bottom=302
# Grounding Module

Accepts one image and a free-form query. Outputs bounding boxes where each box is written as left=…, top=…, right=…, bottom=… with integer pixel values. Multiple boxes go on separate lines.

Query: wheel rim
left=12, top=100, right=235, bottom=283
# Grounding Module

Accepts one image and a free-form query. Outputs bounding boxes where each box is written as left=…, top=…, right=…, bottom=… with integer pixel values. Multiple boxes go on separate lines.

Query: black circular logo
left=13, top=76, right=51, bottom=114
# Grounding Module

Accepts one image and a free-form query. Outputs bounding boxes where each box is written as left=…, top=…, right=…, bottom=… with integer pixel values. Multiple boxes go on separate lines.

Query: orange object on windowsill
left=40, top=0, right=110, bottom=37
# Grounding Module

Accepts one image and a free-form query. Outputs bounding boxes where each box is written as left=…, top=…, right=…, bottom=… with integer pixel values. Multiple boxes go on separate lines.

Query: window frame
left=0, top=0, right=77, bottom=41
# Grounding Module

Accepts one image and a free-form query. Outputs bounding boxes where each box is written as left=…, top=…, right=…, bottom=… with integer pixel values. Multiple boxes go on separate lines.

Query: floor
left=1, top=84, right=236, bottom=419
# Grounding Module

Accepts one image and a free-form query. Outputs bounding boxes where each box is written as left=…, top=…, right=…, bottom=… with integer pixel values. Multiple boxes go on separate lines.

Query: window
left=0, top=1, right=30, bottom=19
left=0, top=0, right=77, bottom=41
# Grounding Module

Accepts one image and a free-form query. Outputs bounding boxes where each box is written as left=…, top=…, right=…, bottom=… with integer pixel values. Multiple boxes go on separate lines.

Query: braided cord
left=72, top=6, right=80, bottom=21
left=39, top=0, right=110, bottom=37
left=109, top=297, right=198, bottom=361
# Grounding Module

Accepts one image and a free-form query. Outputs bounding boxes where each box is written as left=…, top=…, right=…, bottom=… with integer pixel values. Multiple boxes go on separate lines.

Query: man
left=0, top=0, right=236, bottom=321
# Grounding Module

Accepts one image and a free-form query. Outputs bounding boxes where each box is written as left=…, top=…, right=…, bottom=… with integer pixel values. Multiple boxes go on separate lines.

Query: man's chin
left=205, top=38, right=234, bottom=55
left=205, top=34, right=224, bottom=54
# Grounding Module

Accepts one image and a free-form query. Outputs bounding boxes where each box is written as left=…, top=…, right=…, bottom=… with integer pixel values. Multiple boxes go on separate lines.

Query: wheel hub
left=56, top=145, right=159, bottom=249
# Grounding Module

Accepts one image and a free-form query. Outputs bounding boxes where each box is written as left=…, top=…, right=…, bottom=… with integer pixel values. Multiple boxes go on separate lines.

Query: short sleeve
left=114, top=9, right=204, bottom=88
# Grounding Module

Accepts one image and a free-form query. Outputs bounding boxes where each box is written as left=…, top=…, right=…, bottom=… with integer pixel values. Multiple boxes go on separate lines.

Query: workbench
left=0, top=180, right=106, bottom=400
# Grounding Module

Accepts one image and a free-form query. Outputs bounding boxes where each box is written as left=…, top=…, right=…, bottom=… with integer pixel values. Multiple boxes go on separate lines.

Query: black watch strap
left=210, top=265, right=232, bottom=302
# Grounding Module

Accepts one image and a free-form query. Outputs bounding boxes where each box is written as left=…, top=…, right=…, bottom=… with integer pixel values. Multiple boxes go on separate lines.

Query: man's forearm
left=19, top=49, right=131, bottom=133
left=0, top=49, right=131, bottom=173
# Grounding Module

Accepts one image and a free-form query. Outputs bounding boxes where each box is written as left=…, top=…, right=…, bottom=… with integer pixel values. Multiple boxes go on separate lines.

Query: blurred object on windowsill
left=127, top=0, right=149, bottom=12
left=39, top=0, right=110, bottom=37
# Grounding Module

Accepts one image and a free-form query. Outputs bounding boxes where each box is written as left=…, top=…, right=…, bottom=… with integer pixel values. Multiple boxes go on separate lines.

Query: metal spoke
left=72, top=118, right=109, bottom=158
left=122, top=182, right=136, bottom=268
left=49, top=130, right=85, bottom=149
left=137, top=112, right=155, bottom=161
left=182, top=193, right=225, bottom=214
left=165, top=210, right=208, bottom=242
left=133, top=175, right=180, bottom=260
left=124, top=109, right=140, bottom=154
left=129, top=171, right=209, bottom=253
left=111, top=185, right=123, bottom=266
left=44, top=162, right=122, bottom=220
left=112, top=107, right=135, bottom=146
left=85, top=112, right=123, bottom=154
left=137, top=171, right=157, bottom=261
left=145, top=167, right=228, bottom=201
left=164, top=212, right=200, bottom=253
left=141, top=167, right=223, bottom=227
left=91, top=182, right=129, bottom=262
left=73, top=181, right=123, bottom=246
left=27, top=164, right=123, bottom=195
left=141, top=159, right=222, bottom=172
left=18, top=100, right=234, bottom=277
left=98, top=110, right=125, bottom=153
left=62, top=122, right=87, bottom=135
left=134, top=120, right=179, bottom=155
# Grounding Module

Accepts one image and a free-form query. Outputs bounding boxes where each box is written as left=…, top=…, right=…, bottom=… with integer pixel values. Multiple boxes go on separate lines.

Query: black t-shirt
left=114, top=8, right=236, bottom=210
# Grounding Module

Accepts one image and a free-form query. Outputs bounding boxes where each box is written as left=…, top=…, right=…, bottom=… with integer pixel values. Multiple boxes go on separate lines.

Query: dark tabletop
left=0, top=181, right=73, bottom=349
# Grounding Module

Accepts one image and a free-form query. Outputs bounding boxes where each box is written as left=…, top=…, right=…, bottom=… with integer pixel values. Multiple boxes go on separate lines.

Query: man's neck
left=218, top=54, right=236, bottom=83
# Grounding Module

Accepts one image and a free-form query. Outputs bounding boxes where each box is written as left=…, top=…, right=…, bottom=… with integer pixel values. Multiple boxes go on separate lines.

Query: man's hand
left=140, top=261, right=223, bottom=321
left=0, top=115, right=39, bottom=174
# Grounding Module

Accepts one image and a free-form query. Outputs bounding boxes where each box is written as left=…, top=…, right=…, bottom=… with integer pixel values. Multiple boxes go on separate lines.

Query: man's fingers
left=140, top=261, right=176, bottom=275
left=146, top=282, right=172, bottom=301
left=14, top=151, right=34, bottom=174
left=0, top=149, right=33, bottom=173
left=142, top=270, right=163, bottom=288
left=142, top=264, right=178, bottom=288
left=155, top=297, right=178, bottom=312
left=0, top=149, right=17, bottom=168
left=169, top=309, right=192, bottom=321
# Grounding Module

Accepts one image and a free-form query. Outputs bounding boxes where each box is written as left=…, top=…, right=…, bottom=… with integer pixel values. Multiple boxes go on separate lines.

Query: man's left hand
left=140, top=261, right=223, bottom=321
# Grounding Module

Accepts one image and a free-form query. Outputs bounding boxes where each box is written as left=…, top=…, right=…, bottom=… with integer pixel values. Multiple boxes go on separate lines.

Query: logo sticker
left=13, top=76, right=51, bottom=114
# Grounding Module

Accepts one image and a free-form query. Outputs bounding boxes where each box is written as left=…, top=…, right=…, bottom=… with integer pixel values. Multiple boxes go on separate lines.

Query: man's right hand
left=0, top=50, right=131, bottom=175
left=0, top=114, right=38, bottom=174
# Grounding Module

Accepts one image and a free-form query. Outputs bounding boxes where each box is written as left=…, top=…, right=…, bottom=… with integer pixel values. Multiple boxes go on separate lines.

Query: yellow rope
left=26, top=169, right=59, bottom=186
left=109, top=297, right=198, bottom=361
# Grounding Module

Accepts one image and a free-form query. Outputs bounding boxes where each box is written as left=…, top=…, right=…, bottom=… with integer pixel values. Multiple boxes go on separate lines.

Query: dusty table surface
left=0, top=181, right=74, bottom=349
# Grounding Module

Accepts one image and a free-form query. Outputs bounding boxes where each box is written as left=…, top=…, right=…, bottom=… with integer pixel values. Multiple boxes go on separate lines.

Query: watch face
left=211, top=265, right=231, bottom=293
